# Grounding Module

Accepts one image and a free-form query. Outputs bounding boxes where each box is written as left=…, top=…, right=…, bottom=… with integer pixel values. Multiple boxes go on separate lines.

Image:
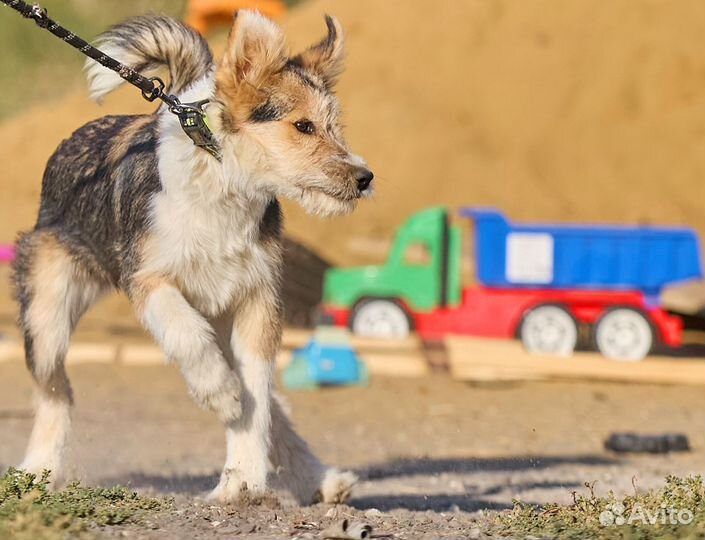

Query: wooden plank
left=0, top=329, right=427, bottom=381
left=0, top=340, right=117, bottom=364
left=281, top=328, right=316, bottom=349
left=360, top=351, right=428, bottom=377
left=276, top=350, right=292, bottom=369
left=66, top=343, right=116, bottom=364
left=352, top=334, right=423, bottom=353
left=0, top=340, right=23, bottom=363
left=119, top=344, right=166, bottom=365
left=447, top=335, right=705, bottom=385
left=276, top=349, right=427, bottom=377
left=281, top=328, right=422, bottom=353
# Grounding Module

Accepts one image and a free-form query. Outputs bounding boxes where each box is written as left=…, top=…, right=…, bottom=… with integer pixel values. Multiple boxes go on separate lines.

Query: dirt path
left=1, top=362, right=704, bottom=537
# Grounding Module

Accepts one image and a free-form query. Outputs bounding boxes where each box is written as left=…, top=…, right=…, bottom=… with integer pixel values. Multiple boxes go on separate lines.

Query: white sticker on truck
left=506, top=233, right=554, bottom=284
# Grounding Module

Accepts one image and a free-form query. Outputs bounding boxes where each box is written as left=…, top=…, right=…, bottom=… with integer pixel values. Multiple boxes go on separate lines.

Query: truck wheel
left=520, top=305, right=578, bottom=357
left=350, top=299, right=412, bottom=339
left=594, top=308, right=653, bottom=361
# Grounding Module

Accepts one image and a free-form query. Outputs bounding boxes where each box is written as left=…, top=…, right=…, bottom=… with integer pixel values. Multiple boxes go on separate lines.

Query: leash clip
left=142, top=76, right=166, bottom=102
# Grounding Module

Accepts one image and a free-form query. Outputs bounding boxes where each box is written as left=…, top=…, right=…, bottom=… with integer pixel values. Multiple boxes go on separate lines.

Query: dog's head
left=214, top=11, right=372, bottom=217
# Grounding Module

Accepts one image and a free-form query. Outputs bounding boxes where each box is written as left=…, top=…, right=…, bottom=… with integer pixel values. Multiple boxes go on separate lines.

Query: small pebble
left=365, top=508, right=383, bottom=517
left=325, top=507, right=338, bottom=518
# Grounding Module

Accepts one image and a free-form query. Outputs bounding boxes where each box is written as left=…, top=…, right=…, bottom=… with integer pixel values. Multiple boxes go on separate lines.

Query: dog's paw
left=208, top=468, right=267, bottom=504
left=192, top=369, right=242, bottom=422
left=207, top=479, right=245, bottom=504
left=316, top=468, right=357, bottom=504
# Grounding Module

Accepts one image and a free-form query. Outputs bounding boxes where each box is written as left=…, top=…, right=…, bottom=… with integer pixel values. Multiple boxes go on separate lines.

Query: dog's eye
left=294, top=120, right=315, bottom=135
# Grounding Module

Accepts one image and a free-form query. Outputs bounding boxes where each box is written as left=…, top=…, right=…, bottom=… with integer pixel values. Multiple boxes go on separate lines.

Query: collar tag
left=174, top=100, right=222, bottom=161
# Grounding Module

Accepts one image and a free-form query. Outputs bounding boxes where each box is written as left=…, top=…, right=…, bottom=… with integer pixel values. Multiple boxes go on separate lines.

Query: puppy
left=12, top=10, right=372, bottom=504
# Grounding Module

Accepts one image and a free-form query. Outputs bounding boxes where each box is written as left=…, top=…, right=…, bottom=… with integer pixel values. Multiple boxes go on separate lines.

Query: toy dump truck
left=321, top=207, right=703, bottom=361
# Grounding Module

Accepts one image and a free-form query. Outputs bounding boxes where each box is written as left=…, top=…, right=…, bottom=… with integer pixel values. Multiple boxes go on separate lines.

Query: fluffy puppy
left=13, top=11, right=372, bottom=503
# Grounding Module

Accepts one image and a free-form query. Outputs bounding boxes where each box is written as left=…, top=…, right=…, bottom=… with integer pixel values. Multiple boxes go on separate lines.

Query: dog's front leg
left=207, top=308, right=355, bottom=505
left=209, top=291, right=280, bottom=502
left=130, top=276, right=242, bottom=422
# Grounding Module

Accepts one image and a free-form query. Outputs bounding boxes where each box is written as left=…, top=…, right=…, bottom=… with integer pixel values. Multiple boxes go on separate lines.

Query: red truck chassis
left=323, top=286, right=683, bottom=347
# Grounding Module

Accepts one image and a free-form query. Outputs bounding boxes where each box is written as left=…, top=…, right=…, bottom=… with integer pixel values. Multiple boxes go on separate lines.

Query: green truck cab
left=322, top=207, right=461, bottom=335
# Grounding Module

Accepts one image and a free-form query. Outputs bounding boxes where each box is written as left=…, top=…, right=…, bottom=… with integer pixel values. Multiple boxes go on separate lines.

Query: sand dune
left=1, top=0, right=704, bottom=270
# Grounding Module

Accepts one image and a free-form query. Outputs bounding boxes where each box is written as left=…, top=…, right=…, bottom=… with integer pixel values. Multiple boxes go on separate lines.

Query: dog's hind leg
left=13, top=231, right=105, bottom=482
left=130, top=276, right=242, bottom=422
left=268, top=397, right=357, bottom=504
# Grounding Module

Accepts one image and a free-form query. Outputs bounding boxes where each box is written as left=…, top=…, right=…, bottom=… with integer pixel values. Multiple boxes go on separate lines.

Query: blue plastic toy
left=282, top=327, right=368, bottom=390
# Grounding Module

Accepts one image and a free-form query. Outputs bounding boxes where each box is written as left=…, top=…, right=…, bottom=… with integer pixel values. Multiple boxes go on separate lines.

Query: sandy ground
left=1, top=361, right=705, bottom=538
left=0, top=263, right=703, bottom=537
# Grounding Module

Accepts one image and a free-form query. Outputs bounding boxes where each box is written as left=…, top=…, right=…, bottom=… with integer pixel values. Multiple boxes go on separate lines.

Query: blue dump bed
left=459, top=208, right=703, bottom=296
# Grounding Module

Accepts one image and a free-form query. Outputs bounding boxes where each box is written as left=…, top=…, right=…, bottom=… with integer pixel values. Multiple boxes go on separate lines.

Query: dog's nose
left=356, top=169, right=374, bottom=192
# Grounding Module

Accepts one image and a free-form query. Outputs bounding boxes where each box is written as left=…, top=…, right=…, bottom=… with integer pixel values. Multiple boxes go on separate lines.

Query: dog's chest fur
left=141, top=137, right=280, bottom=317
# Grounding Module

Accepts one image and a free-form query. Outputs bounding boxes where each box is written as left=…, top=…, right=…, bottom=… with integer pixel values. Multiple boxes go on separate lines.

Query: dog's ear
left=221, top=10, right=287, bottom=87
left=292, top=15, right=344, bottom=88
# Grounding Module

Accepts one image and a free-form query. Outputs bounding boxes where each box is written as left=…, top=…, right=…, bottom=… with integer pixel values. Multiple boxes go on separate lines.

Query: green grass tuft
left=495, top=475, right=705, bottom=540
left=0, top=468, right=170, bottom=540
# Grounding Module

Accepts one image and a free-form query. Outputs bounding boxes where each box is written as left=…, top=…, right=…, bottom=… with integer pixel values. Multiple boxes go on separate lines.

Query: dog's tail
left=85, top=16, right=214, bottom=103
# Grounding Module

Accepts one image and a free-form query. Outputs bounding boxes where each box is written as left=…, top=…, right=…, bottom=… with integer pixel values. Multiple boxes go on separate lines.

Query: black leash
left=1, top=0, right=222, bottom=160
